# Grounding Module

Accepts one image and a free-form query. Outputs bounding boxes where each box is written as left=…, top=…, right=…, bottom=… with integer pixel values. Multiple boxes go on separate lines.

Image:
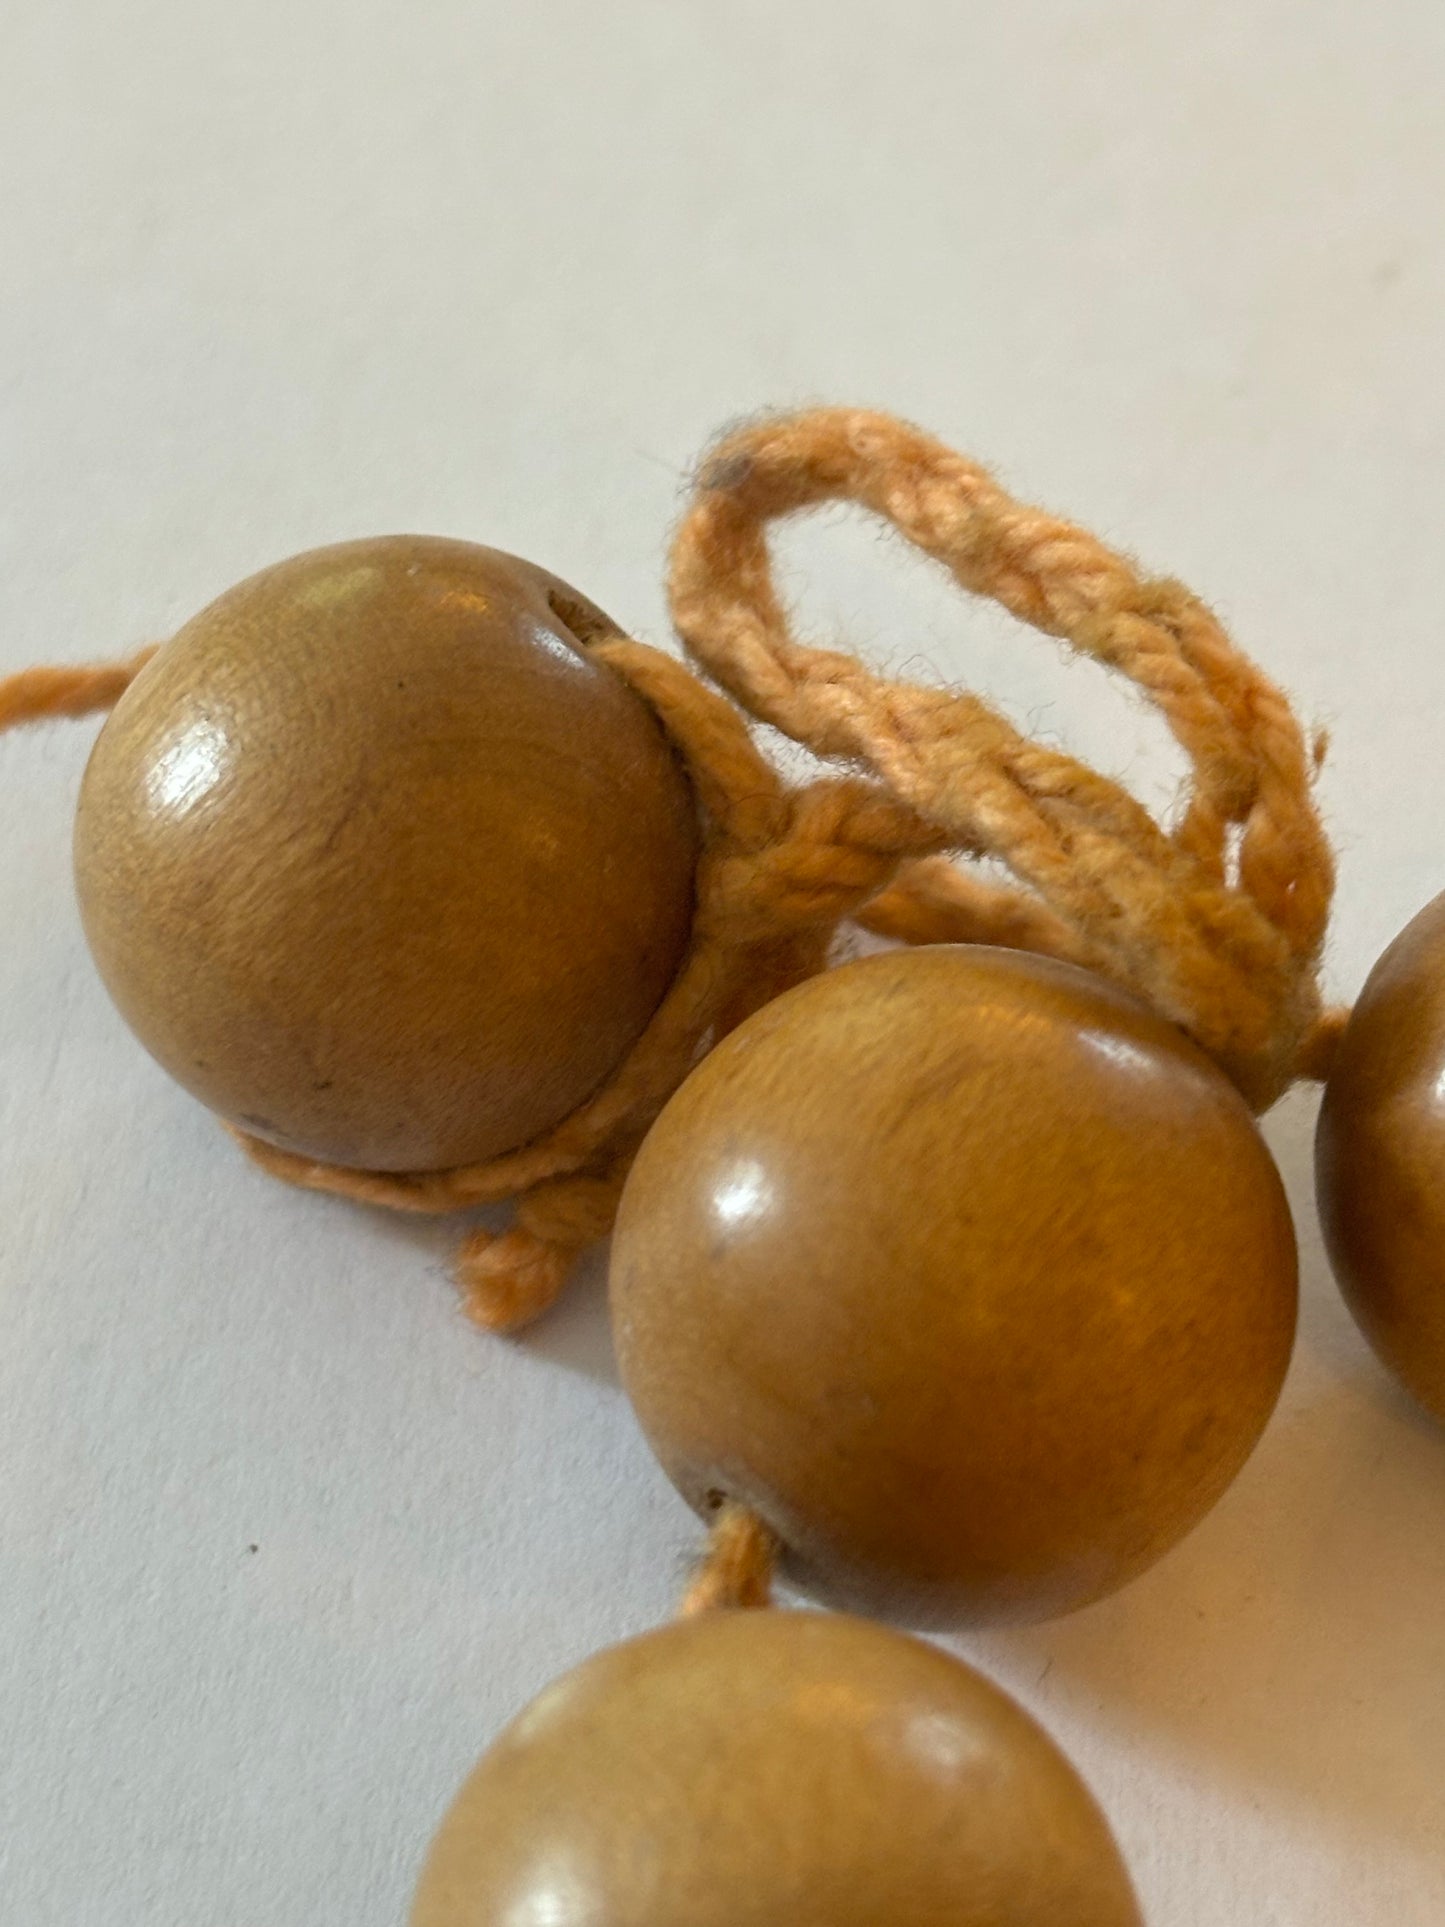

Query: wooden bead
left=411, top=1610, right=1142, bottom=1927
left=1316, top=891, right=1445, bottom=1422
left=73, top=537, right=697, bottom=1171
left=611, top=946, right=1296, bottom=1624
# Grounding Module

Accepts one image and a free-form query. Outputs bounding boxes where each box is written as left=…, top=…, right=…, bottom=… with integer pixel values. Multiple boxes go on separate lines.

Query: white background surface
left=2, top=4, right=1443, bottom=1922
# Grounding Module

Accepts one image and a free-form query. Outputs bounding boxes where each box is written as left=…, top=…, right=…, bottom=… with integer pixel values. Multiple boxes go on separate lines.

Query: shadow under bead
left=611, top=944, right=1298, bottom=1625
left=72, top=536, right=699, bottom=1172
left=1316, top=890, right=1445, bottom=1424
left=410, top=1611, right=1142, bottom=1927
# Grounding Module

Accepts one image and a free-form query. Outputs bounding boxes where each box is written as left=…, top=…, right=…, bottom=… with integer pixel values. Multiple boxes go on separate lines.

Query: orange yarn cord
left=681, top=1503, right=777, bottom=1615
left=0, top=406, right=1339, bottom=1330
left=0, top=647, right=159, bottom=728
left=670, top=407, right=1338, bottom=1114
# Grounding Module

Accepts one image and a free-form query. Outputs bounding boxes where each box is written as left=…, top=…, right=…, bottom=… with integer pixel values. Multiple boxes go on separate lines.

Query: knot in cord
left=1, top=407, right=1339, bottom=1325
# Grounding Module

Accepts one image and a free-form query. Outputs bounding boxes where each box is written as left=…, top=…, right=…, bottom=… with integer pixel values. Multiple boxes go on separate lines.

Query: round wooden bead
left=411, top=1609, right=1142, bottom=1927
left=1316, top=890, right=1445, bottom=1422
left=611, top=945, right=1297, bottom=1624
left=73, top=537, right=697, bottom=1172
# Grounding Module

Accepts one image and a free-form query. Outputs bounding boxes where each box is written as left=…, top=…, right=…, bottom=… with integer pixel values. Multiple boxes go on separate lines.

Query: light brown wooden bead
left=73, top=537, right=697, bottom=1171
left=1316, top=890, right=1445, bottom=1423
left=411, top=1610, right=1142, bottom=1927
left=611, top=946, right=1297, bottom=1624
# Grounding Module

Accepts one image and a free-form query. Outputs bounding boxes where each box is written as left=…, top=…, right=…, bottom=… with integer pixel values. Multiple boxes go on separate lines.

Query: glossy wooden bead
left=73, top=537, right=697, bottom=1171
left=411, top=1610, right=1142, bottom=1927
left=612, top=946, right=1297, bottom=1624
left=1316, top=890, right=1445, bottom=1422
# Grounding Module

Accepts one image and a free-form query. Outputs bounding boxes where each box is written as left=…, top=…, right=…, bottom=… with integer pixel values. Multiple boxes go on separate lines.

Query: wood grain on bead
left=411, top=1610, right=1142, bottom=1927
left=73, top=538, right=697, bottom=1171
left=1316, top=890, right=1445, bottom=1423
left=611, top=946, right=1297, bottom=1624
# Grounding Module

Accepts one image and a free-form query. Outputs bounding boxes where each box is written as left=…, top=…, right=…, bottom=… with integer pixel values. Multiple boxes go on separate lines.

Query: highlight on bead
left=0, top=405, right=1339, bottom=1330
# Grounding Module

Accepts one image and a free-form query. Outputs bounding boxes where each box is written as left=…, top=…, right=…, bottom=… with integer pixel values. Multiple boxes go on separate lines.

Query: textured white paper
left=2, top=5, right=1443, bottom=1922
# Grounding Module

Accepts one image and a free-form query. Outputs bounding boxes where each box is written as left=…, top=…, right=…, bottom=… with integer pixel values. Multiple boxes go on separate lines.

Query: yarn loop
left=671, top=408, right=1337, bottom=1113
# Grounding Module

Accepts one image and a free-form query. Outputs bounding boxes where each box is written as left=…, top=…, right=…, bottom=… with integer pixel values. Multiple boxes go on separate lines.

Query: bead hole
left=547, top=589, right=621, bottom=651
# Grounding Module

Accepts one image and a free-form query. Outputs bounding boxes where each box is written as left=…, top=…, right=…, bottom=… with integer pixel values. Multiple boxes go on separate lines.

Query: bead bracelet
left=6, top=406, right=1438, bottom=1922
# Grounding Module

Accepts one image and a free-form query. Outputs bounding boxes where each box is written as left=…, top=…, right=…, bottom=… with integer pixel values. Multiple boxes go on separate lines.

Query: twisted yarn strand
left=0, top=647, right=158, bottom=728
left=681, top=1502, right=777, bottom=1615
left=670, top=408, right=1335, bottom=1110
